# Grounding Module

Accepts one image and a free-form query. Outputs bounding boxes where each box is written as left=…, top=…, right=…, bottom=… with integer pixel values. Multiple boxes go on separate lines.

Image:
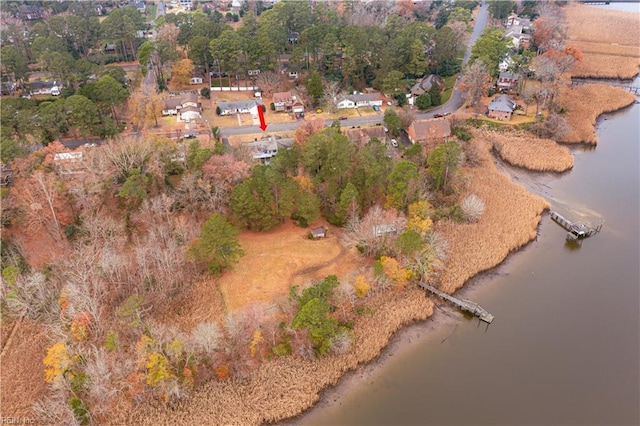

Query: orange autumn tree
left=172, top=58, right=195, bottom=87
left=379, top=256, right=412, bottom=289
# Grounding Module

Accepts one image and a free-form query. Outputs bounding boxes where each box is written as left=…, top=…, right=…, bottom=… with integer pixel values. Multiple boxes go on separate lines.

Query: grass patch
left=145, top=4, right=157, bottom=20
left=440, top=75, right=457, bottom=105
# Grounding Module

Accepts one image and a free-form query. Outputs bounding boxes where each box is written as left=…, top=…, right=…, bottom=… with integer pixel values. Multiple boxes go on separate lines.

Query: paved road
left=219, top=3, right=490, bottom=139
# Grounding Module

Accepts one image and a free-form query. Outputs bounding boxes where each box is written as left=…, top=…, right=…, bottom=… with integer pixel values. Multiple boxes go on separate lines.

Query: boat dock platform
left=417, top=281, right=494, bottom=324
left=550, top=211, right=602, bottom=241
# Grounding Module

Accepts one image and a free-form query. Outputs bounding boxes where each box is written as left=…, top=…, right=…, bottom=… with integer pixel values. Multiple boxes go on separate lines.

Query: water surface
left=298, top=82, right=640, bottom=426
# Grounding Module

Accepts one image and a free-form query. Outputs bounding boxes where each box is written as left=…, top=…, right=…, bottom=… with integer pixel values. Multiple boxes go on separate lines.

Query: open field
left=565, top=2, right=640, bottom=79
left=558, top=84, right=636, bottom=144
left=484, top=128, right=574, bottom=173
left=218, top=220, right=366, bottom=311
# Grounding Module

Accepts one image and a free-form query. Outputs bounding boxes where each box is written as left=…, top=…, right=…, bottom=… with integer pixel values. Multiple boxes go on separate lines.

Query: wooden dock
left=416, top=281, right=494, bottom=324
left=550, top=211, right=602, bottom=241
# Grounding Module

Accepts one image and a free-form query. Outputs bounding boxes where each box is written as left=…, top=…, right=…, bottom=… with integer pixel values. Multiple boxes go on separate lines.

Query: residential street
left=218, top=3, right=490, bottom=140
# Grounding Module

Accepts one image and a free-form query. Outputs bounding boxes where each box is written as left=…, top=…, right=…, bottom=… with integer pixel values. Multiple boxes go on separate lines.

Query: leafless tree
left=257, top=71, right=285, bottom=96
left=447, top=21, right=469, bottom=52
left=461, top=60, right=493, bottom=113
left=346, top=205, right=407, bottom=257
left=4, top=271, right=60, bottom=322
left=330, top=329, right=352, bottom=355
left=190, top=322, right=223, bottom=355
left=83, top=346, right=119, bottom=418
left=531, top=113, right=571, bottom=139
left=398, top=106, right=416, bottom=130
left=157, top=23, right=179, bottom=50
left=33, top=388, right=80, bottom=426
left=409, top=231, right=448, bottom=284
left=322, top=81, right=342, bottom=113
left=97, top=136, right=154, bottom=180
left=348, top=0, right=395, bottom=27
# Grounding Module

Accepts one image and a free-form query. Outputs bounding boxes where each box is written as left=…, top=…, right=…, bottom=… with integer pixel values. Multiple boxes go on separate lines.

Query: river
left=294, top=67, right=640, bottom=426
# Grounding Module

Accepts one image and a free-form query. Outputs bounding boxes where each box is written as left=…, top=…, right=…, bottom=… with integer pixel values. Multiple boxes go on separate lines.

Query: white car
left=391, top=139, right=398, bottom=147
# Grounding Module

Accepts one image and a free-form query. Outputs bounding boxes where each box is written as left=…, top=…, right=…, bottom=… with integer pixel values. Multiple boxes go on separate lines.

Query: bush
left=216, top=106, right=222, bottom=116
left=270, top=102, right=275, bottom=111
left=460, top=194, right=485, bottom=223
left=416, top=93, right=431, bottom=110
left=200, top=87, right=210, bottom=99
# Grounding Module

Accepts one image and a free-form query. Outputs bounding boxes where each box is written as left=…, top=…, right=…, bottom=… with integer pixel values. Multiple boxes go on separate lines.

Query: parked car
left=443, top=112, right=451, bottom=116
left=391, top=139, right=398, bottom=147
left=184, top=133, right=196, bottom=139
left=434, top=113, right=444, bottom=118
left=339, top=116, right=348, bottom=120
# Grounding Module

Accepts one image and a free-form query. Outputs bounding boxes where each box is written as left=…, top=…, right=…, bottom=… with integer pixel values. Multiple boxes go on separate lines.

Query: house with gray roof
left=336, top=93, right=384, bottom=109
left=245, top=135, right=295, bottom=164
left=409, top=75, right=443, bottom=104
left=218, top=99, right=263, bottom=116
left=487, top=95, right=516, bottom=121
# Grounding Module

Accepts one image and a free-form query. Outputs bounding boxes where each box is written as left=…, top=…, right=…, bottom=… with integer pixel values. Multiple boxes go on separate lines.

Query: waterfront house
left=487, top=94, right=516, bottom=121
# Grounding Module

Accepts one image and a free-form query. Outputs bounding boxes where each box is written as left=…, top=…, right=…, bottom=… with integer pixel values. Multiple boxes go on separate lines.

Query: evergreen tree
left=189, top=214, right=244, bottom=275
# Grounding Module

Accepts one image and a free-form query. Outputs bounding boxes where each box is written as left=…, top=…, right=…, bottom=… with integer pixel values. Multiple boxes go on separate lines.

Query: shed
left=310, top=226, right=327, bottom=239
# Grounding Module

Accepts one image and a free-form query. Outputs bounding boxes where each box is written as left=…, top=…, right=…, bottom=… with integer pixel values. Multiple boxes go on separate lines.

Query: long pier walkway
left=416, top=281, right=494, bottom=324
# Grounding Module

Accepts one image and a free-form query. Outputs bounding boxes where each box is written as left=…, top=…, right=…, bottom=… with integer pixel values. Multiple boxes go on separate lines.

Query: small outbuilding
left=310, top=226, right=327, bottom=239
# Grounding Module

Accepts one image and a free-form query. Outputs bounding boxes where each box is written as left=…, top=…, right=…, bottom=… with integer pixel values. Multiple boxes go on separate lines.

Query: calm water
left=297, top=86, right=640, bottom=424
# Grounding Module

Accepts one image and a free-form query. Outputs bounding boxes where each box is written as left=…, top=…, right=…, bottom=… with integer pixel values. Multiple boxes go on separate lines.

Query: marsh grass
left=436, top=138, right=550, bottom=294
left=559, top=84, right=636, bottom=144
left=481, top=128, right=574, bottom=172
left=565, top=3, right=640, bottom=79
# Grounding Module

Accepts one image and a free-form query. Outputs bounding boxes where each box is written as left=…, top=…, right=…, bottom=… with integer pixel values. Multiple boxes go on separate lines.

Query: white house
left=189, top=77, right=203, bottom=85
left=162, top=93, right=202, bottom=122
left=218, top=99, right=263, bottom=115
left=30, top=80, right=61, bottom=96
left=337, top=93, right=384, bottom=109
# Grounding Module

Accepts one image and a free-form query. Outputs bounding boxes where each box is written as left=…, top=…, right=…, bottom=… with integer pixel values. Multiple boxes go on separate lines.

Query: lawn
left=440, top=75, right=458, bottom=105
left=172, top=220, right=367, bottom=325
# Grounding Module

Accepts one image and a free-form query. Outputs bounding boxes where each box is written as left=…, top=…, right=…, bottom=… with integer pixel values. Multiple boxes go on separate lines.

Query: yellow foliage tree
left=353, top=275, right=371, bottom=298
left=172, top=59, right=195, bottom=87
left=43, top=342, right=71, bottom=384
left=249, top=330, right=264, bottom=358
left=407, top=200, right=433, bottom=237
left=380, top=256, right=412, bottom=289
left=166, top=339, right=183, bottom=363
left=294, top=175, right=314, bottom=192
left=146, top=352, right=174, bottom=387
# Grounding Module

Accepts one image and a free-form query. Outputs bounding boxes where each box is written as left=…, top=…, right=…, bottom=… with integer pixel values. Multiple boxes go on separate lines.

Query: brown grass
left=559, top=84, right=636, bottom=144
left=482, top=128, right=574, bottom=172
left=218, top=220, right=364, bottom=311
left=437, top=137, right=550, bottom=294
left=565, top=3, right=640, bottom=79
left=0, top=320, right=50, bottom=418
left=106, top=289, right=434, bottom=425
